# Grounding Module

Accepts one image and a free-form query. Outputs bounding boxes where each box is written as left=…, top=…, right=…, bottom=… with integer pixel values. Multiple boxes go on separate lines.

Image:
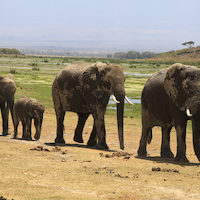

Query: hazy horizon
left=1, top=0, right=200, bottom=53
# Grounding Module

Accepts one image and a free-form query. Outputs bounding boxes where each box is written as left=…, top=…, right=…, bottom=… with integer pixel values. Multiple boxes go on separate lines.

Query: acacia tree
left=182, top=41, right=194, bottom=48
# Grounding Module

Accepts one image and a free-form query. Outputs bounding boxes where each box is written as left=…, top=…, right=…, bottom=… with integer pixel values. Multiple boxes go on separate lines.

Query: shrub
left=30, top=63, right=38, bottom=66
left=32, top=67, right=40, bottom=71
left=9, top=69, right=17, bottom=74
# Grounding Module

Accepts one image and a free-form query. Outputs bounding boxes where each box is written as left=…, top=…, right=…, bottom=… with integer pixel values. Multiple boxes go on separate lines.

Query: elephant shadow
left=135, top=156, right=200, bottom=166
left=11, top=137, right=38, bottom=141
left=44, top=142, right=116, bottom=152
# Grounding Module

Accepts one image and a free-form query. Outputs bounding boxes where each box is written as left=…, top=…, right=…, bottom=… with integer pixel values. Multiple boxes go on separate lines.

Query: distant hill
left=157, top=46, right=200, bottom=59
left=0, top=48, right=22, bottom=55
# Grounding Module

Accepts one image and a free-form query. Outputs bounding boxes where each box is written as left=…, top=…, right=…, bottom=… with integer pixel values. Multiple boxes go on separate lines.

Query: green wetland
left=0, top=55, right=198, bottom=119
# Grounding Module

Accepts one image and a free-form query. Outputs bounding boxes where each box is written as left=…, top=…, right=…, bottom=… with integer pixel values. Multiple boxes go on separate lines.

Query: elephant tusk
left=125, top=95, right=134, bottom=105
left=186, top=108, right=192, bottom=117
left=112, top=94, right=120, bottom=104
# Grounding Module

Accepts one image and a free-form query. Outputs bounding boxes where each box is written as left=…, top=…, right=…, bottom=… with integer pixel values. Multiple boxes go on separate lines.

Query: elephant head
left=81, top=62, right=131, bottom=150
left=30, top=100, right=45, bottom=140
left=164, top=63, right=200, bottom=161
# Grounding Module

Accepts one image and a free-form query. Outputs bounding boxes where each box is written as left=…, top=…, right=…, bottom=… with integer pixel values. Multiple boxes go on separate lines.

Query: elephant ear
left=82, top=65, right=100, bottom=82
left=82, top=66, right=104, bottom=99
left=164, top=63, right=195, bottom=111
left=7, top=73, right=15, bottom=82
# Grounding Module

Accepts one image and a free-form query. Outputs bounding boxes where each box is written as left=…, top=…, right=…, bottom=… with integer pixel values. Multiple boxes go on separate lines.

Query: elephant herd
left=0, top=73, right=44, bottom=140
left=1, top=62, right=200, bottom=162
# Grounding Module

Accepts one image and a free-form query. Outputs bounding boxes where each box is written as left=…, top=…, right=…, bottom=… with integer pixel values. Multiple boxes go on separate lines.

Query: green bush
left=32, top=67, right=40, bottom=71
left=30, top=63, right=38, bottom=66
left=9, top=69, right=17, bottom=74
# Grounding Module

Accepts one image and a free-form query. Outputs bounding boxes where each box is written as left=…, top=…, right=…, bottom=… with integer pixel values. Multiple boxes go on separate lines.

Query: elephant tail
left=147, top=129, right=152, bottom=144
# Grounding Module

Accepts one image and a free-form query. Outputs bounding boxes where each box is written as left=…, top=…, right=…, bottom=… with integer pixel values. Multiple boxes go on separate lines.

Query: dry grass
left=0, top=109, right=200, bottom=200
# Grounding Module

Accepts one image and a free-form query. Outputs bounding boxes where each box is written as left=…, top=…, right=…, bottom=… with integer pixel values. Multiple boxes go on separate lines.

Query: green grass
left=1, top=55, right=184, bottom=120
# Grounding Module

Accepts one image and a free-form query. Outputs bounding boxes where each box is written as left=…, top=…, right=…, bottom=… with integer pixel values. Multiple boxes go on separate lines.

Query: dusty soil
left=0, top=109, right=200, bottom=200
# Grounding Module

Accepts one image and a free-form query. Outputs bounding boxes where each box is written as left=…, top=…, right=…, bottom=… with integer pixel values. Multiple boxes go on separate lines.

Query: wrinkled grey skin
left=0, top=73, right=16, bottom=135
left=138, top=63, right=200, bottom=162
left=52, top=61, right=126, bottom=150
left=14, top=96, right=45, bottom=140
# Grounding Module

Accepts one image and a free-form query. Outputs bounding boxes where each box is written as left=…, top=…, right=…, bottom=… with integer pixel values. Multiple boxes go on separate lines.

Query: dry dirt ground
left=0, top=109, right=200, bottom=200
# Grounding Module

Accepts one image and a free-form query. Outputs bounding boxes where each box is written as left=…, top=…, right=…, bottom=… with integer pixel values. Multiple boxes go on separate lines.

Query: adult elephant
left=52, top=61, right=133, bottom=150
left=13, top=96, right=45, bottom=140
left=0, top=73, right=16, bottom=135
left=137, top=63, right=200, bottom=162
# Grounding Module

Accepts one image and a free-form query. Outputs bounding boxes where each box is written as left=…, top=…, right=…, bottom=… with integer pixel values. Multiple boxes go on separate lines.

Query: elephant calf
left=14, top=96, right=45, bottom=140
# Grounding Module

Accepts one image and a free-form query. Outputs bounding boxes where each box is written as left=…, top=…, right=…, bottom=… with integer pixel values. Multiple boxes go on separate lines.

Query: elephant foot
left=161, top=148, right=174, bottom=158
left=174, top=154, right=189, bottom=162
left=2, top=132, right=9, bottom=136
left=96, top=142, right=109, bottom=150
left=137, top=147, right=147, bottom=157
left=22, top=135, right=27, bottom=140
left=55, top=137, right=65, bottom=144
left=73, top=136, right=84, bottom=143
left=34, top=134, right=40, bottom=140
left=87, top=139, right=97, bottom=147
left=26, top=137, right=33, bottom=141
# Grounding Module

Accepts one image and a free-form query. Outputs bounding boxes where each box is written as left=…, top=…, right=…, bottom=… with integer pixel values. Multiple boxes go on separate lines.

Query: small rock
left=44, top=148, right=51, bottom=152
left=83, top=160, right=92, bottom=162
left=61, top=158, right=66, bottom=162
left=30, top=147, right=37, bottom=151
left=115, top=174, right=121, bottom=177
left=52, top=146, right=61, bottom=152
left=36, top=146, right=43, bottom=151
left=62, top=150, right=67, bottom=154
left=123, top=156, right=130, bottom=159
left=152, top=167, right=161, bottom=171
left=95, top=171, right=99, bottom=174
left=164, top=178, right=167, bottom=181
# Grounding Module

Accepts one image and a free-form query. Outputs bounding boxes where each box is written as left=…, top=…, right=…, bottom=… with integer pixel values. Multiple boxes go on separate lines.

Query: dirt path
left=0, top=110, right=200, bottom=200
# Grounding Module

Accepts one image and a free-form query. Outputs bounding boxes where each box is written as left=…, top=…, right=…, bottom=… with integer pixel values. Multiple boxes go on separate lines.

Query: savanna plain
left=0, top=56, right=200, bottom=200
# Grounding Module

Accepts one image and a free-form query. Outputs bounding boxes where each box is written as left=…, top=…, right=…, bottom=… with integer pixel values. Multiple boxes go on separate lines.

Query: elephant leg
left=55, top=109, right=66, bottom=143
left=14, top=120, right=19, bottom=138
left=161, top=127, right=174, bottom=158
left=22, top=121, right=27, bottom=139
left=87, top=120, right=97, bottom=147
left=34, top=118, right=42, bottom=140
left=74, top=113, right=90, bottom=143
left=174, top=119, right=188, bottom=162
left=1, top=103, right=9, bottom=135
left=138, top=108, right=153, bottom=157
left=93, top=110, right=108, bottom=149
left=26, top=118, right=32, bottom=141
left=137, top=127, right=152, bottom=157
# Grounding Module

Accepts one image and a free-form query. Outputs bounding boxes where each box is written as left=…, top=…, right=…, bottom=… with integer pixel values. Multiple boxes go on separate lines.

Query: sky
left=0, top=0, right=200, bottom=52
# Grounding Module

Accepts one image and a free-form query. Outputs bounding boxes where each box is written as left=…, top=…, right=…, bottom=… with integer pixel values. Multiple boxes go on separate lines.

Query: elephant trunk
left=192, top=120, right=200, bottom=161
left=117, top=99, right=124, bottom=150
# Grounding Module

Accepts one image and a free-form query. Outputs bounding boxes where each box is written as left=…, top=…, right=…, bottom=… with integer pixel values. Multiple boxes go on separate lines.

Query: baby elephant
left=14, top=96, right=45, bottom=140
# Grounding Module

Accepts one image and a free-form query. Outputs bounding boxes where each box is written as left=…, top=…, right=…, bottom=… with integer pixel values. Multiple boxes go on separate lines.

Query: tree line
left=107, top=51, right=158, bottom=59
left=0, top=48, right=22, bottom=55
